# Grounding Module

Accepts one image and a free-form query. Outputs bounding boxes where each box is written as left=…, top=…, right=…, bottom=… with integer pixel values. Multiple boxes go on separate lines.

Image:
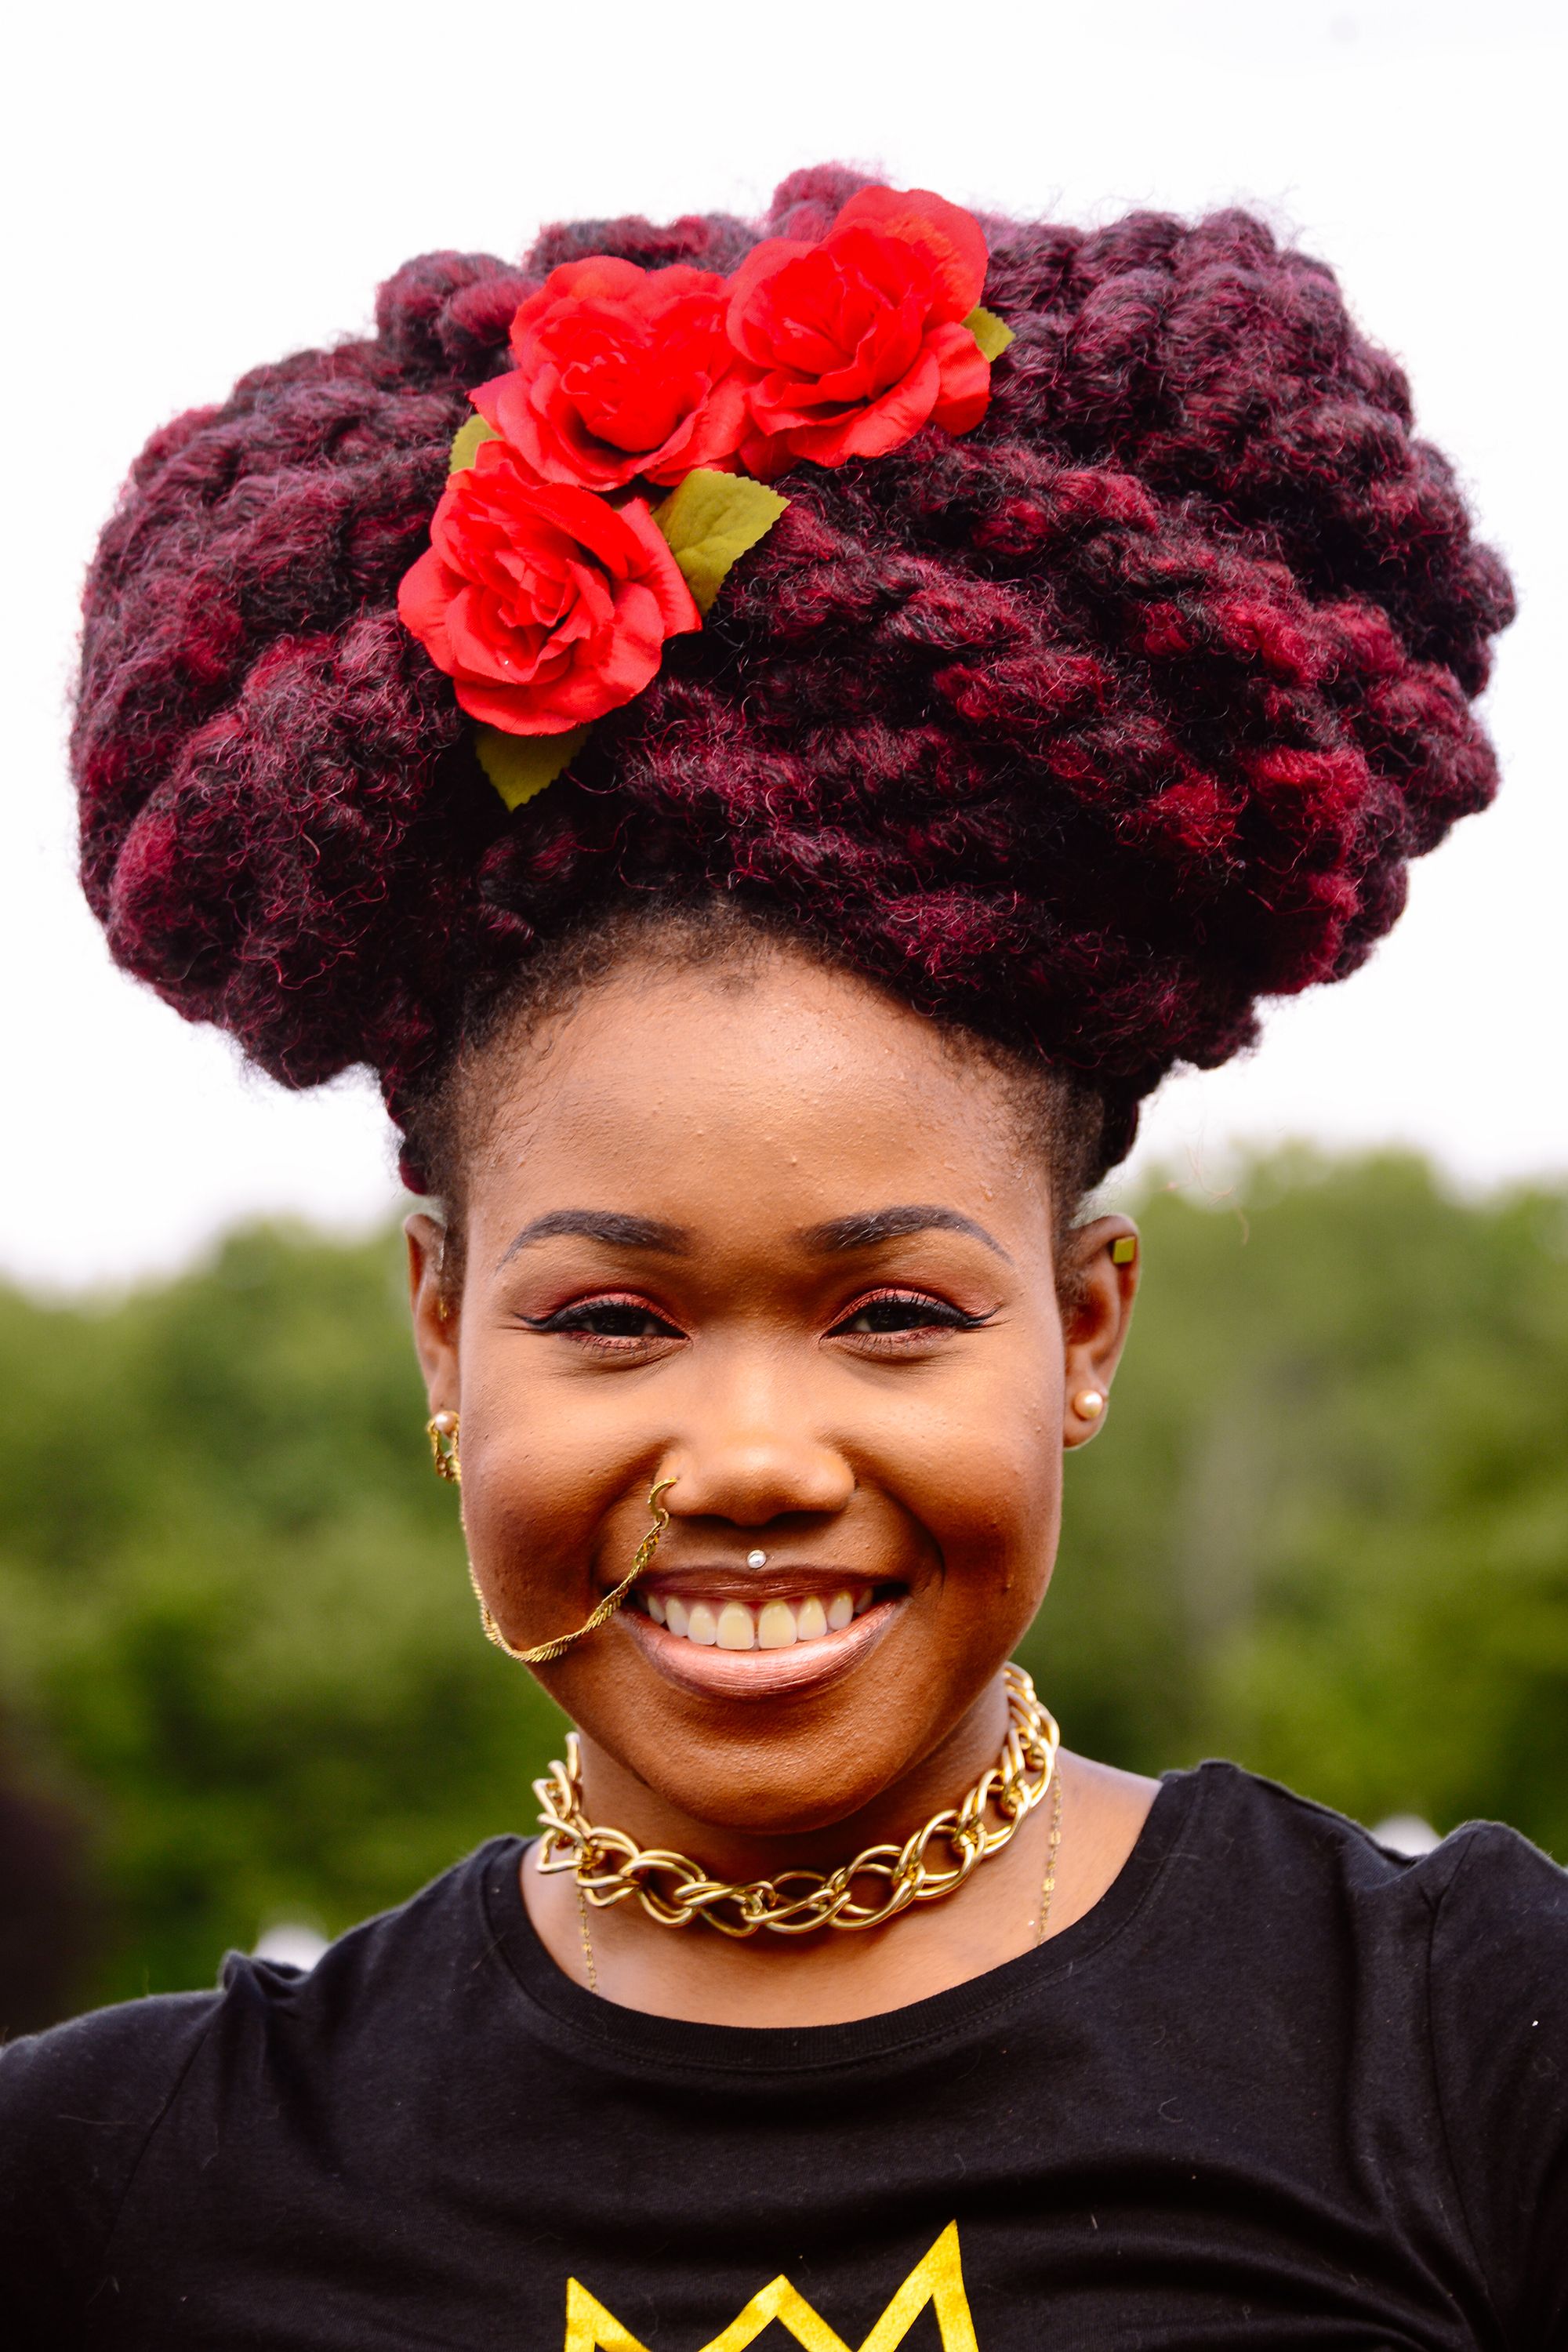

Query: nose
left=662, top=1357, right=855, bottom=1530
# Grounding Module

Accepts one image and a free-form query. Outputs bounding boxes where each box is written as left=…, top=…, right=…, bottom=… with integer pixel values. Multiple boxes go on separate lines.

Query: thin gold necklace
left=576, top=1877, right=600, bottom=1993
left=549, top=1663, right=1059, bottom=1980
left=1033, top=1767, right=1065, bottom=1947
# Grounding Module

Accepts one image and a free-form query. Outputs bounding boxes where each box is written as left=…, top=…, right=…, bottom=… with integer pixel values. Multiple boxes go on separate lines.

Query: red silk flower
left=396, top=438, right=700, bottom=735
left=728, top=186, right=994, bottom=477
left=473, top=259, right=751, bottom=492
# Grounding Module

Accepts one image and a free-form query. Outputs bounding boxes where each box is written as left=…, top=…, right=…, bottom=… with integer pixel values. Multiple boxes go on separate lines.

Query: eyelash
left=826, top=1289, right=993, bottom=1342
left=524, top=1296, right=681, bottom=1345
left=524, top=1288, right=991, bottom=1351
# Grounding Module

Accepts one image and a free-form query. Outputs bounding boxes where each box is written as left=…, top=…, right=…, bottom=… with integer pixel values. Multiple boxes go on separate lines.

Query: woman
left=5, top=169, right=1563, bottom=2347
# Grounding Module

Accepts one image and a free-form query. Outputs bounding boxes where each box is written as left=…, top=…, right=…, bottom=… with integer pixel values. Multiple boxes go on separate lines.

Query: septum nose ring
left=746, top=1549, right=768, bottom=1569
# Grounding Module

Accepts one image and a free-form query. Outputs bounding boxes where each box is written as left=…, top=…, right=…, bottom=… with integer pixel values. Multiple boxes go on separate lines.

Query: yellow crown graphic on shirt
left=563, top=2220, right=979, bottom=2352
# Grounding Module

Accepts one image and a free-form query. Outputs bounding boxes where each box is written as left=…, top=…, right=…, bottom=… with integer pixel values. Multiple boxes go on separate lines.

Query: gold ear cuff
left=426, top=1411, right=461, bottom=1482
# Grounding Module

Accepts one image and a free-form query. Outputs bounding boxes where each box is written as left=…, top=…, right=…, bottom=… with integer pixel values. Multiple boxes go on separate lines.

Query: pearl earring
left=1073, top=1388, right=1107, bottom=1421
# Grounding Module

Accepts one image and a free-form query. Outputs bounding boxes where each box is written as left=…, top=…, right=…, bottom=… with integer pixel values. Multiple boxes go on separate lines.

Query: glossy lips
left=620, top=1581, right=900, bottom=1700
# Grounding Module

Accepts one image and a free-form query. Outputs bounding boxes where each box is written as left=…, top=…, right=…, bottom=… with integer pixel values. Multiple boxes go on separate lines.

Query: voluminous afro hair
left=74, top=165, right=1514, bottom=1181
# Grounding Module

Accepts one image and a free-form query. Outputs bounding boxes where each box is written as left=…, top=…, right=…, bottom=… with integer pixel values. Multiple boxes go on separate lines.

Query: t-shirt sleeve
left=0, top=1992, right=217, bottom=2348
left=1427, top=1822, right=1568, bottom=2347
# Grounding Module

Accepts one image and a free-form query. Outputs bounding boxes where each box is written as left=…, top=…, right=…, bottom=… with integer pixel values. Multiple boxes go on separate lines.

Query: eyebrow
left=797, top=1204, right=1014, bottom=1266
left=498, top=1210, right=693, bottom=1268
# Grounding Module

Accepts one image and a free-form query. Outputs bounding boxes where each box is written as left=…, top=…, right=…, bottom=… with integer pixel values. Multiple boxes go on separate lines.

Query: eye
left=828, top=1289, right=992, bottom=1340
left=525, top=1296, right=684, bottom=1344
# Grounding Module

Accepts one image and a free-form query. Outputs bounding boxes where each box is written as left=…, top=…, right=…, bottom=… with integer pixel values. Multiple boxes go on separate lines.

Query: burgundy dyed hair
left=74, top=166, right=1513, bottom=1192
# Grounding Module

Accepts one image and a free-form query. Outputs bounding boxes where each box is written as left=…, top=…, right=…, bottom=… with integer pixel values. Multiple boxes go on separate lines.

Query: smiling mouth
left=619, top=1578, right=904, bottom=1697
left=631, top=1583, right=877, bottom=1651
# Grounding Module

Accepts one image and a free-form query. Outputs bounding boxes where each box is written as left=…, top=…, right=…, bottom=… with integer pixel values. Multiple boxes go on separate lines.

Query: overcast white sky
left=4, top=0, right=1563, bottom=1292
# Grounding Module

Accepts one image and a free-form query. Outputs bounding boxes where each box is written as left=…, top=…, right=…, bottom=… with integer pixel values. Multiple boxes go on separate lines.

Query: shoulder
left=1167, top=1765, right=1568, bottom=2336
left=1425, top=1809, right=1568, bottom=1944
left=0, top=1981, right=218, bottom=2136
left=1145, top=1759, right=1568, bottom=2020
left=1416, top=1816, right=1568, bottom=2143
left=0, top=1835, right=517, bottom=2143
left=172, top=1835, right=522, bottom=2088
left=1419, top=1818, right=1568, bottom=2331
left=1169, top=1755, right=1568, bottom=1933
left=0, top=1984, right=220, bottom=2179
left=0, top=1840, right=521, bottom=2345
left=1229, top=1776, right=1568, bottom=2044
left=0, top=1989, right=220, bottom=2345
left=1165, top=1755, right=1527, bottom=1886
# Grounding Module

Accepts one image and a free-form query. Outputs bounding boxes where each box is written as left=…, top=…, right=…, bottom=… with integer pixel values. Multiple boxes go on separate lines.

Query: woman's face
left=409, top=945, right=1137, bottom=1841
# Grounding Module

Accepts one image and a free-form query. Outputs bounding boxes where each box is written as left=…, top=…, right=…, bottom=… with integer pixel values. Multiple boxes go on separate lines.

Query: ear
left=1058, top=1215, right=1141, bottom=1448
left=406, top=1211, right=460, bottom=1414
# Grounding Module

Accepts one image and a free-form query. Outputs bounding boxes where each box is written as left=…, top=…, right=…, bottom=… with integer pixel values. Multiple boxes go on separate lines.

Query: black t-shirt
left=3, top=1761, right=1566, bottom=2350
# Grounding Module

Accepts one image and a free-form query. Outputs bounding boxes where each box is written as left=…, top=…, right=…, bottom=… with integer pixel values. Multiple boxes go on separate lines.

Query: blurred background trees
left=2, top=1149, right=1566, bottom=2032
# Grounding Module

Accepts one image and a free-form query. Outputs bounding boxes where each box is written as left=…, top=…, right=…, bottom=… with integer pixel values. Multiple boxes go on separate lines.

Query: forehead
left=462, top=949, right=1054, bottom=1252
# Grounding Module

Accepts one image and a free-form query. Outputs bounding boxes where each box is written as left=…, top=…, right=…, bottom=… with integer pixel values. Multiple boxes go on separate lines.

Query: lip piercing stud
left=746, top=1550, right=768, bottom=1569
left=1073, top=1388, right=1107, bottom=1420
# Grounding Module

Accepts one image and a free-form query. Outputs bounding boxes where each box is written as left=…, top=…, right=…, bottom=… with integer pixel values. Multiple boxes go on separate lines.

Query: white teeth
left=649, top=1588, right=880, bottom=1648
left=757, top=1601, right=797, bottom=1650
left=717, top=1602, right=756, bottom=1650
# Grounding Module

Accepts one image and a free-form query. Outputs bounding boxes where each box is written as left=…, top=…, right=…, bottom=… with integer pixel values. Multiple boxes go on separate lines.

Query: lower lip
left=619, top=1594, right=902, bottom=1700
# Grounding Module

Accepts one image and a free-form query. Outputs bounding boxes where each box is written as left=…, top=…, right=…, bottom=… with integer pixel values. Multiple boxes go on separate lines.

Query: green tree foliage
left=1021, top=1151, right=1568, bottom=1851
left=1, top=1152, right=1565, bottom=2026
left=0, top=1226, right=565, bottom=2020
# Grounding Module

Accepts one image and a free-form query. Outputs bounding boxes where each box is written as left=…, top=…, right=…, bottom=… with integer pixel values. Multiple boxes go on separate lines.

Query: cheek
left=452, top=1341, right=651, bottom=1612
left=919, top=1408, right=1063, bottom=1594
left=874, top=1333, right=1065, bottom=1599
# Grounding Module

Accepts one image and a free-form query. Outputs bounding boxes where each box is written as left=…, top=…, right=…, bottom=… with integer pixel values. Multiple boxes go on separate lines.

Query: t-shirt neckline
left=481, top=1761, right=1212, bottom=2077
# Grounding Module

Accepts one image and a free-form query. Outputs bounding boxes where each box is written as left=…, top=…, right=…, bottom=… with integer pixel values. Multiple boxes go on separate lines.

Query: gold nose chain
left=427, top=1414, right=674, bottom=1666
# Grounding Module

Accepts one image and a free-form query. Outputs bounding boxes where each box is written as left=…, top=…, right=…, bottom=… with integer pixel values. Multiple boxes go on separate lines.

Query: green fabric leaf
left=475, top=724, right=591, bottom=812
left=963, top=305, right=1014, bottom=362
left=653, top=469, right=789, bottom=615
left=448, top=415, right=500, bottom=475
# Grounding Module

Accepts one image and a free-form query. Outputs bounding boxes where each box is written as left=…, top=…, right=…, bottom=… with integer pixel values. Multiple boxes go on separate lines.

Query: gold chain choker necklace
left=532, top=1661, right=1059, bottom=1938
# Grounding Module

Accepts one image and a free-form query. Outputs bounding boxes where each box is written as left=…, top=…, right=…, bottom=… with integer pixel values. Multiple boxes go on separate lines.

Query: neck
left=572, top=1669, right=1014, bottom=1889
left=522, top=1734, right=1161, bottom=2029
left=520, top=1664, right=1159, bottom=2027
